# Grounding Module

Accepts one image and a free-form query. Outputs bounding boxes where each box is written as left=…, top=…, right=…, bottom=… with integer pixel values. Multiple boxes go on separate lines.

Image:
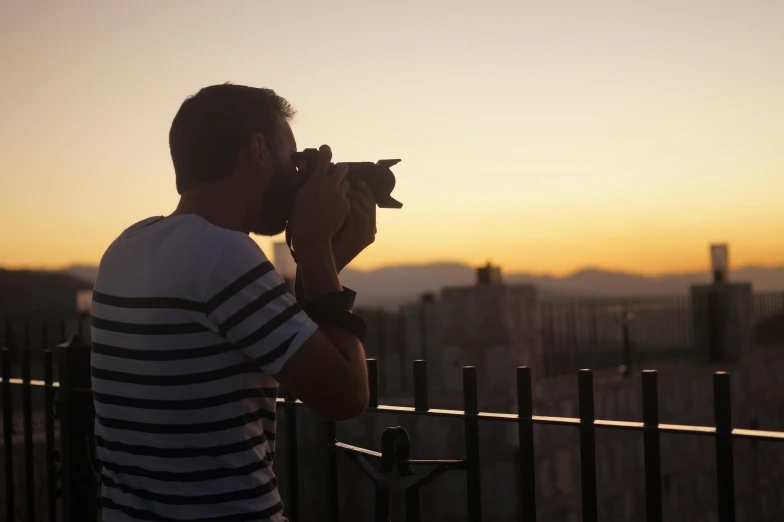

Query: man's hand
left=290, top=145, right=351, bottom=253
left=332, top=181, right=377, bottom=271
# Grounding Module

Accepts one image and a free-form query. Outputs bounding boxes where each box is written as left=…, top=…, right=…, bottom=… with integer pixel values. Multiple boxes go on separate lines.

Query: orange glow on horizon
left=1, top=2, right=782, bottom=276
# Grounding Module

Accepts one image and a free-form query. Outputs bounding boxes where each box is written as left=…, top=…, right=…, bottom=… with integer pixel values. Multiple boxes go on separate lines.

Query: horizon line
left=2, top=261, right=783, bottom=281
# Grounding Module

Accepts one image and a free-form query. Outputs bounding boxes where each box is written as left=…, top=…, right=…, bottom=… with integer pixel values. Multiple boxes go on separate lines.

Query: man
left=90, top=83, right=374, bottom=521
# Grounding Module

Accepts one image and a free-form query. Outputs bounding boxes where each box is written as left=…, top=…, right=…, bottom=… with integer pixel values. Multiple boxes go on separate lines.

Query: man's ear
left=249, top=133, right=272, bottom=166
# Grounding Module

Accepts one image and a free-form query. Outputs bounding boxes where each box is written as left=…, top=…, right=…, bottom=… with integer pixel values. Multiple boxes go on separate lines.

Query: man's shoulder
left=106, top=214, right=258, bottom=258
left=95, top=216, right=268, bottom=295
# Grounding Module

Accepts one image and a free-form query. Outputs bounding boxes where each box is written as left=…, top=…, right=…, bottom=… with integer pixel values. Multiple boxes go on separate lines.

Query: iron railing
left=3, top=337, right=784, bottom=521
left=538, top=296, right=696, bottom=376
left=753, top=292, right=784, bottom=346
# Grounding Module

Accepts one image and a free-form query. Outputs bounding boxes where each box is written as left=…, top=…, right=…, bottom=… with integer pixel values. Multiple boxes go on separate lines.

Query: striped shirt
left=91, top=215, right=318, bottom=522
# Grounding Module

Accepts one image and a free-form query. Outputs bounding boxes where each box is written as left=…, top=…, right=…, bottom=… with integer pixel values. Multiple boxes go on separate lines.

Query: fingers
left=347, top=188, right=374, bottom=215
left=351, top=181, right=376, bottom=229
left=339, top=178, right=351, bottom=197
left=331, top=162, right=350, bottom=186
left=313, top=144, right=333, bottom=178
left=354, top=181, right=376, bottom=204
left=346, top=193, right=369, bottom=214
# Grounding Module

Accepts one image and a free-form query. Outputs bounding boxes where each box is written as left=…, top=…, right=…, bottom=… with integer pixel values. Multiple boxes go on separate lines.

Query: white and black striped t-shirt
left=90, top=215, right=318, bottom=522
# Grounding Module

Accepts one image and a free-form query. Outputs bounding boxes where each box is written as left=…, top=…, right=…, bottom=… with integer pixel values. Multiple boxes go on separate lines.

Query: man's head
left=169, top=83, right=299, bottom=235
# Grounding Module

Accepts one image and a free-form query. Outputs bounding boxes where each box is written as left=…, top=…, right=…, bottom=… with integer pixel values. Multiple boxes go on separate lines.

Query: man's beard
left=250, top=165, right=300, bottom=237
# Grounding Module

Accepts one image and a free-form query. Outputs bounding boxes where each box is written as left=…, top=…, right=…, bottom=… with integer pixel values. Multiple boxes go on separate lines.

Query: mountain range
left=56, top=263, right=784, bottom=309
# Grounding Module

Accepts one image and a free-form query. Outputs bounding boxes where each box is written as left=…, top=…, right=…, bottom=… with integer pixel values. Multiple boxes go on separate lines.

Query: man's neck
left=171, top=182, right=249, bottom=234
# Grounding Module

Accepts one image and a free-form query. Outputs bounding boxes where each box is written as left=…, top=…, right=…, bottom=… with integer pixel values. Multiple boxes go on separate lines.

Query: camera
left=291, top=148, right=403, bottom=209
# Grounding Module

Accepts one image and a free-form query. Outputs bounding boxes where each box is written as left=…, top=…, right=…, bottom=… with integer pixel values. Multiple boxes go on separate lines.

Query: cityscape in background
left=2, top=242, right=783, bottom=520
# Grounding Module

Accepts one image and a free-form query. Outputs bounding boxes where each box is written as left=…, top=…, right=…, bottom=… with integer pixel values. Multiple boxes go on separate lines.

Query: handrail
left=264, top=397, right=784, bottom=442
left=4, top=378, right=781, bottom=442
left=0, top=377, right=59, bottom=388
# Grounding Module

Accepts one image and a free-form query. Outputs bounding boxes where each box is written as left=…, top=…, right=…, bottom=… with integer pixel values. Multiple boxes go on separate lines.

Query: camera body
left=291, top=148, right=403, bottom=209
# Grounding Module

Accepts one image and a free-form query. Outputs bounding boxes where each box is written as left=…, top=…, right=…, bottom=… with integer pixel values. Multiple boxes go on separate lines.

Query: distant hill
left=505, top=266, right=784, bottom=298
left=340, top=263, right=477, bottom=308
left=341, top=264, right=784, bottom=308
left=32, top=262, right=784, bottom=310
left=62, top=265, right=100, bottom=284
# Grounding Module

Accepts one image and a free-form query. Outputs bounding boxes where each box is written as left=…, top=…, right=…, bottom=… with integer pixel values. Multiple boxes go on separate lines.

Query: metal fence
left=539, top=296, right=695, bottom=377
left=3, top=337, right=784, bottom=522
left=753, top=292, right=784, bottom=346
left=354, top=296, right=698, bottom=384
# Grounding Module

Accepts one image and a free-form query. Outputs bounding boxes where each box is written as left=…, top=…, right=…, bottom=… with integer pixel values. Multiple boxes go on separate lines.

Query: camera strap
left=283, top=219, right=366, bottom=341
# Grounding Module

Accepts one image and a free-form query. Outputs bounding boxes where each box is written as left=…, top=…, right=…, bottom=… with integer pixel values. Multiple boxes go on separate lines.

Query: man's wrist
left=294, top=234, right=332, bottom=258
left=333, top=251, right=350, bottom=273
left=295, top=237, right=342, bottom=300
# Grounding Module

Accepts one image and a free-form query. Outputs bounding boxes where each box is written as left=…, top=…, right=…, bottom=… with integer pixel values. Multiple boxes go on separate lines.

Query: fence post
left=463, top=366, right=482, bottom=521
left=1, top=346, right=15, bottom=522
left=714, top=372, right=736, bottom=522
left=578, top=369, right=598, bottom=522
left=517, top=367, right=536, bottom=521
left=57, top=335, right=97, bottom=522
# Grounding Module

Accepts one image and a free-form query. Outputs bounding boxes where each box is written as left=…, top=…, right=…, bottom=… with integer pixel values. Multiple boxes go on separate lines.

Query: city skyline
left=1, top=1, right=783, bottom=276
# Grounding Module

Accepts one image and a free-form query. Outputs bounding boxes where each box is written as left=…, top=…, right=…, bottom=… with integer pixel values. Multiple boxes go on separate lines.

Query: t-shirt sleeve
left=203, top=234, right=319, bottom=374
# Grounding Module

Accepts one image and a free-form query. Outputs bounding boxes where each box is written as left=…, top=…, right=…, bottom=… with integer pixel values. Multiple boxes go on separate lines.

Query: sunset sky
left=1, top=0, right=782, bottom=276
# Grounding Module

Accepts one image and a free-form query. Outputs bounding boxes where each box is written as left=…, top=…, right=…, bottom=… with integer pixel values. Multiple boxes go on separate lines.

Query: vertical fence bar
left=567, top=303, right=578, bottom=367
left=326, top=419, right=339, bottom=522
left=642, top=370, right=663, bottom=522
left=284, top=393, right=299, bottom=522
left=547, top=302, right=558, bottom=375
left=398, top=310, right=408, bottom=391
left=578, top=369, right=598, bottom=522
left=23, top=341, right=36, bottom=522
left=367, top=359, right=379, bottom=409
left=517, top=367, right=536, bottom=521
left=44, top=348, right=57, bottom=522
left=414, top=360, right=428, bottom=411
left=4, top=321, right=12, bottom=349
left=779, top=293, right=784, bottom=342
left=1, top=347, right=14, bottom=522
left=714, top=371, right=736, bottom=522
left=707, top=289, right=721, bottom=361
left=463, top=366, right=482, bottom=521
left=589, top=304, right=599, bottom=353
left=42, top=321, right=48, bottom=352
left=58, top=336, right=97, bottom=522
left=60, top=321, right=67, bottom=343
left=621, top=316, right=632, bottom=377
left=377, top=310, right=386, bottom=367
left=418, top=304, right=428, bottom=360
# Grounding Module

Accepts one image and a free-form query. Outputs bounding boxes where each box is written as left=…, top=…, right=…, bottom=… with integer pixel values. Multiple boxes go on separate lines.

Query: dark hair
left=169, top=83, right=295, bottom=194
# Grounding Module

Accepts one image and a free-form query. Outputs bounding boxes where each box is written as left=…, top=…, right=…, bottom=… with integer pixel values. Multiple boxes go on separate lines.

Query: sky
left=1, top=0, right=782, bottom=276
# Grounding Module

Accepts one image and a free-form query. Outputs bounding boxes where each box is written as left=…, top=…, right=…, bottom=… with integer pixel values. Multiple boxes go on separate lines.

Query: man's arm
left=272, top=144, right=370, bottom=420
left=273, top=237, right=369, bottom=421
left=203, top=232, right=368, bottom=422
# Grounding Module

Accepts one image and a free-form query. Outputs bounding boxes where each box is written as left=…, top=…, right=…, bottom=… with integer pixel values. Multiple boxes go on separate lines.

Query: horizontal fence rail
left=4, top=335, right=784, bottom=521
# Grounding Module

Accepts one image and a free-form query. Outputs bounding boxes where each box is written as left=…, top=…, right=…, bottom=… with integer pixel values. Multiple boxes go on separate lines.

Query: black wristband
left=294, top=268, right=357, bottom=308
left=290, top=257, right=364, bottom=340
left=306, top=308, right=366, bottom=343
left=297, top=283, right=364, bottom=341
